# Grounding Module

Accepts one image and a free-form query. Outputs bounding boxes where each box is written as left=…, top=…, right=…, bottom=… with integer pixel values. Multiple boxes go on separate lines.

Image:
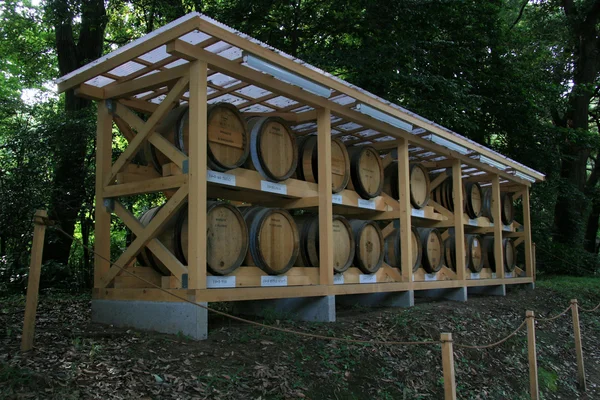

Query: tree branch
left=510, top=0, right=529, bottom=30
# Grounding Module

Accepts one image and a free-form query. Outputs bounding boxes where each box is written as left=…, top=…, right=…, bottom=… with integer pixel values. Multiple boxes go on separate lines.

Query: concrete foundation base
left=233, top=295, right=336, bottom=322
left=415, top=287, right=468, bottom=302
left=92, top=300, right=208, bottom=340
left=468, top=284, right=506, bottom=297
left=337, top=290, right=414, bottom=308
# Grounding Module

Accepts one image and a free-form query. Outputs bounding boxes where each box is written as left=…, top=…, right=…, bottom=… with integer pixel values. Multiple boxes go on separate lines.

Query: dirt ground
left=1, top=278, right=600, bottom=399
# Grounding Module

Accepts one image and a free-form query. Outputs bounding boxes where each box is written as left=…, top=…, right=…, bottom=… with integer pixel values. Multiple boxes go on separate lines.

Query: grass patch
left=537, top=276, right=600, bottom=305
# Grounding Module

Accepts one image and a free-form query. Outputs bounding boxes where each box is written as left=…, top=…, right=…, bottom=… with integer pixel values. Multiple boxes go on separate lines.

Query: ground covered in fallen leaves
left=2, top=276, right=600, bottom=399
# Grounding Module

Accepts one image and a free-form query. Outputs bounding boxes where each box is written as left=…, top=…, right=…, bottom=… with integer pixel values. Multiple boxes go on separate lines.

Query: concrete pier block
left=337, top=291, right=414, bottom=308
left=468, top=284, right=506, bottom=297
left=233, top=295, right=335, bottom=322
left=415, top=287, right=467, bottom=302
left=92, top=300, right=208, bottom=340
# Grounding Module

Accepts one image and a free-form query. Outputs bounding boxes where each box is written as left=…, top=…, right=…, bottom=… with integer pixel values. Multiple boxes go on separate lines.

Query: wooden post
left=94, top=101, right=112, bottom=288
left=440, top=332, right=457, bottom=400
left=317, top=108, right=334, bottom=285
left=526, top=310, right=539, bottom=400
left=397, top=139, right=413, bottom=283
left=491, top=175, right=505, bottom=279
left=532, top=242, right=537, bottom=281
left=21, top=210, right=48, bottom=352
left=188, top=60, right=207, bottom=289
left=522, top=186, right=534, bottom=278
left=452, top=160, right=466, bottom=281
left=571, top=299, right=587, bottom=390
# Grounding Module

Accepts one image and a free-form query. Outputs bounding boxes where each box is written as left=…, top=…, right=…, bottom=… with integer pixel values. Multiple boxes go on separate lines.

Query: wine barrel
left=383, top=163, right=431, bottom=209
left=384, top=225, right=423, bottom=272
left=444, top=232, right=484, bottom=273
left=481, top=189, right=515, bottom=225
left=137, top=201, right=249, bottom=276
left=346, top=146, right=384, bottom=199
left=482, top=187, right=493, bottom=220
left=246, top=117, right=298, bottom=182
left=296, top=135, right=351, bottom=193
left=151, top=103, right=250, bottom=172
left=349, top=220, right=384, bottom=274
left=294, top=214, right=355, bottom=273
left=417, top=227, right=444, bottom=273
left=241, top=206, right=299, bottom=275
left=482, top=236, right=517, bottom=272
left=465, top=182, right=483, bottom=219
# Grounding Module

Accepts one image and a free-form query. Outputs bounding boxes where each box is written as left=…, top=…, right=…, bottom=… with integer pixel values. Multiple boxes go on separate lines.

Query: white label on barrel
left=469, top=219, right=478, bottom=226
left=503, top=224, right=512, bottom=231
left=412, top=208, right=425, bottom=218
left=261, top=275, right=288, bottom=287
left=207, top=170, right=236, bottom=186
left=332, top=194, right=343, bottom=204
left=359, top=273, right=377, bottom=284
left=470, top=273, right=480, bottom=280
left=261, top=181, right=287, bottom=195
left=490, top=222, right=495, bottom=227
left=334, top=274, right=344, bottom=285
left=206, top=276, right=236, bottom=288
left=424, top=273, right=437, bottom=281
left=358, top=199, right=376, bottom=209
left=492, top=273, right=497, bottom=279
left=505, top=272, right=514, bottom=278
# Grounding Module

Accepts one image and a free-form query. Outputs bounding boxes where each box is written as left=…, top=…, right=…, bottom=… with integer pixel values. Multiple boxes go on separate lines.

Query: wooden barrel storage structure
left=346, top=146, right=384, bottom=199
left=137, top=201, right=249, bottom=276
left=384, top=225, right=423, bottom=272
left=482, top=236, right=517, bottom=272
left=246, top=116, right=298, bottom=182
left=444, top=232, right=484, bottom=273
left=294, top=214, right=355, bottom=273
left=349, top=219, right=384, bottom=274
left=151, top=103, right=250, bottom=172
left=383, top=163, right=431, bottom=209
left=296, top=135, right=351, bottom=193
left=241, top=206, right=299, bottom=275
left=417, top=227, right=444, bottom=273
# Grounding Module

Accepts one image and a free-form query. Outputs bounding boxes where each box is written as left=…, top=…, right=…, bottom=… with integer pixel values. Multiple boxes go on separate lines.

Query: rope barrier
left=454, top=319, right=527, bottom=349
left=535, top=305, right=572, bottom=323
left=578, top=303, right=600, bottom=313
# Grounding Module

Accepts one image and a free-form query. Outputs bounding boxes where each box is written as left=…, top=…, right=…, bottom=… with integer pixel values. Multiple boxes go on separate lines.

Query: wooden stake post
left=441, top=332, right=457, bottom=400
left=526, top=310, right=539, bottom=400
left=21, top=210, right=48, bottom=352
left=571, top=299, right=586, bottom=390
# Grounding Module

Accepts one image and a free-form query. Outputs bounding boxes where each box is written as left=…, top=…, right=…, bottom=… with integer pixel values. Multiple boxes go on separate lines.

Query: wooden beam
left=429, top=199, right=454, bottom=219
left=522, top=186, right=534, bottom=278
left=106, top=75, right=189, bottom=186
left=491, top=175, right=505, bottom=279
left=317, top=108, right=334, bottom=285
left=104, top=174, right=187, bottom=197
left=429, top=169, right=450, bottom=190
left=397, top=139, right=413, bottom=284
left=452, top=160, right=466, bottom=281
left=99, top=185, right=189, bottom=288
left=104, top=64, right=189, bottom=99
left=187, top=59, right=208, bottom=290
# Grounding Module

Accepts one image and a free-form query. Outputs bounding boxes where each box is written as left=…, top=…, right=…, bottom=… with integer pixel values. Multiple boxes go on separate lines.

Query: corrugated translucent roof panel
left=138, top=45, right=170, bottom=63
left=265, top=96, right=298, bottom=108
left=208, top=93, right=246, bottom=106
left=235, top=85, right=272, bottom=99
left=85, top=75, right=115, bottom=87
left=239, top=104, right=275, bottom=113
left=108, top=60, right=146, bottom=77
left=179, top=30, right=211, bottom=45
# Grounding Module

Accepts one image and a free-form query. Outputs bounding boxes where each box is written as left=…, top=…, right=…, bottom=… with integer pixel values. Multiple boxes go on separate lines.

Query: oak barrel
left=151, top=103, right=250, bottom=172
left=241, top=206, right=299, bottom=275
left=296, top=135, right=351, bottom=193
left=246, top=117, right=298, bottom=182
left=417, top=227, right=444, bottom=273
left=482, top=236, right=517, bottom=272
left=137, top=201, right=249, bottom=276
left=384, top=225, right=423, bottom=272
left=481, top=188, right=515, bottom=225
left=465, top=182, right=483, bottom=219
left=444, top=232, right=484, bottom=273
left=383, top=163, right=431, bottom=209
left=349, top=219, right=384, bottom=274
left=346, top=146, right=384, bottom=199
left=294, top=214, right=355, bottom=273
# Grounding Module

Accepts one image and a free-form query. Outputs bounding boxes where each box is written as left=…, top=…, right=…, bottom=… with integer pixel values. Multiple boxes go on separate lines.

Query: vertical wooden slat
left=571, top=299, right=587, bottom=390
left=452, top=160, right=466, bottom=281
left=21, top=210, right=48, bottom=352
left=397, top=139, right=413, bottom=283
left=317, top=108, right=334, bottom=285
left=441, top=332, right=457, bottom=400
left=94, top=101, right=112, bottom=287
left=188, top=60, right=207, bottom=289
left=526, top=310, right=539, bottom=400
left=491, top=175, right=505, bottom=278
left=522, top=186, right=534, bottom=278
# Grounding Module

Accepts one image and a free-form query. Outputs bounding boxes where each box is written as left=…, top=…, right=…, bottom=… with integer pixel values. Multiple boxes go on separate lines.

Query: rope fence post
left=440, top=332, right=456, bottom=400
left=571, top=299, right=586, bottom=391
left=21, top=210, right=48, bottom=352
left=526, top=310, right=539, bottom=400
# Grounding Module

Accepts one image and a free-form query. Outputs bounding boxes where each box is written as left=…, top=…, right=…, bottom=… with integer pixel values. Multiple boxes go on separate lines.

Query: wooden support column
left=452, top=160, right=466, bottom=281
left=94, top=101, right=113, bottom=288
left=441, top=332, right=457, bottom=400
left=491, top=175, right=505, bottom=278
left=522, top=185, right=534, bottom=278
left=188, top=60, right=208, bottom=290
left=526, top=311, right=539, bottom=400
left=317, top=108, right=334, bottom=285
left=397, top=139, right=413, bottom=283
